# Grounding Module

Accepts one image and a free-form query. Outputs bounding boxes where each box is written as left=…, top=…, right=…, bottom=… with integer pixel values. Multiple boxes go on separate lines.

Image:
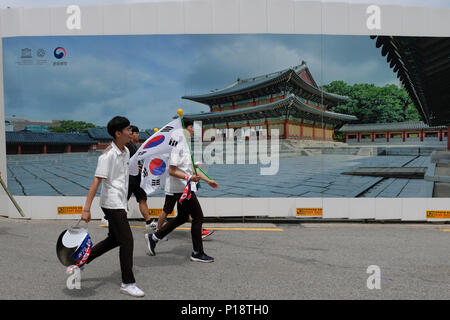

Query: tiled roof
left=339, top=121, right=447, bottom=133
left=6, top=131, right=97, bottom=144
left=138, top=131, right=150, bottom=141
left=182, top=62, right=349, bottom=105
left=183, top=94, right=357, bottom=122
left=87, top=128, right=111, bottom=140
left=87, top=128, right=150, bottom=141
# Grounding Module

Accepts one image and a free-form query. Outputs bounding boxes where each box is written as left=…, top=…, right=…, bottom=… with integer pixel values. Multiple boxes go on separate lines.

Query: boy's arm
left=82, top=177, right=103, bottom=222
left=168, top=165, right=199, bottom=181
left=195, top=165, right=218, bottom=189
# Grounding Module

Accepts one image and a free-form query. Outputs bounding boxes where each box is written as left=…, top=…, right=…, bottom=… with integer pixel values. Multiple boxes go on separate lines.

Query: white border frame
left=1, top=1, right=449, bottom=220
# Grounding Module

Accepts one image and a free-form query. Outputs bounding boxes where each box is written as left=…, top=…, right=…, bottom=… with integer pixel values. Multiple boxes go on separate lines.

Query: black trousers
left=86, top=208, right=135, bottom=284
left=155, top=192, right=204, bottom=254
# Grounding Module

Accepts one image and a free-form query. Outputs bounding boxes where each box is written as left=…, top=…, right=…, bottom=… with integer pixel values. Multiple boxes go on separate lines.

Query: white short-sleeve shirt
left=95, top=142, right=130, bottom=209
left=164, top=145, right=197, bottom=194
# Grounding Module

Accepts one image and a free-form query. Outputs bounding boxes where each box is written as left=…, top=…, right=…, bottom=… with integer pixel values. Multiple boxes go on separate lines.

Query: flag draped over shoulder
left=129, top=118, right=188, bottom=195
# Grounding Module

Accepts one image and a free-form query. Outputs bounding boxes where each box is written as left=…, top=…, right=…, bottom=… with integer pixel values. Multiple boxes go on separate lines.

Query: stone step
left=342, top=167, right=426, bottom=179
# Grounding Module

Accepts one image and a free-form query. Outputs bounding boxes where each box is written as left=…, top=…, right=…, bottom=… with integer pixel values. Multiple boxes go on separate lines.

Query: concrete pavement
left=0, top=217, right=448, bottom=300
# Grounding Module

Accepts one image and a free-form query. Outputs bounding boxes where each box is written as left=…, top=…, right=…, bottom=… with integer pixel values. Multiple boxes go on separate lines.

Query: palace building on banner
left=181, top=61, right=357, bottom=141
left=340, top=121, right=448, bottom=144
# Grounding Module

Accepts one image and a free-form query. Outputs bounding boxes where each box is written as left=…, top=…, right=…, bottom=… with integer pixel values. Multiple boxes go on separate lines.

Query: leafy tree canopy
left=322, top=81, right=421, bottom=124
left=50, top=120, right=99, bottom=133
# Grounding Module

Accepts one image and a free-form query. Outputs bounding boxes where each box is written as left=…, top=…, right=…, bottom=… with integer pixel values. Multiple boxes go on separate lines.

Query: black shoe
left=145, top=234, right=157, bottom=256
left=190, top=252, right=214, bottom=263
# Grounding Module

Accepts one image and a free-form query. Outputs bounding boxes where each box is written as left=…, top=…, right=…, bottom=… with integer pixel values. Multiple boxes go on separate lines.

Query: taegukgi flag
left=129, top=118, right=188, bottom=195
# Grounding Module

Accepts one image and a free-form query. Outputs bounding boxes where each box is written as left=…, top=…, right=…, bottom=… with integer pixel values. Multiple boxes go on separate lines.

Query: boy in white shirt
left=81, top=116, right=144, bottom=298
left=145, top=120, right=218, bottom=262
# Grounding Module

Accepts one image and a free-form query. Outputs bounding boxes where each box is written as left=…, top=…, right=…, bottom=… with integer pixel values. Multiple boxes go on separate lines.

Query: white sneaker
left=146, top=221, right=157, bottom=234
left=120, top=283, right=145, bottom=298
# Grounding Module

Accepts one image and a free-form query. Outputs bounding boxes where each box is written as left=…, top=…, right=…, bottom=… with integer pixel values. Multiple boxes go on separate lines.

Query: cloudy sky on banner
left=3, top=34, right=401, bottom=129
left=1, top=0, right=449, bottom=9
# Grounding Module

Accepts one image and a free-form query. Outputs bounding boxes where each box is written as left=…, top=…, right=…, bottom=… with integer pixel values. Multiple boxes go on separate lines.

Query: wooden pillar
left=66, top=144, right=72, bottom=153
left=420, top=130, right=424, bottom=142
left=371, top=132, right=375, bottom=142
left=300, top=120, right=304, bottom=139
left=386, top=132, right=390, bottom=143
left=42, top=144, right=47, bottom=154
left=17, top=144, right=22, bottom=155
left=284, top=119, right=289, bottom=139
left=439, top=130, right=443, bottom=141
left=448, top=127, right=450, bottom=150
left=323, top=125, right=326, bottom=141
left=265, top=119, right=269, bottom=139
left=312, top=123, right=316, bottom=140
left=357, top=132, right=360, bottom=143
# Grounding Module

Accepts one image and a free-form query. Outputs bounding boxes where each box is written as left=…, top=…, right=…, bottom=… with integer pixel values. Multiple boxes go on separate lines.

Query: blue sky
left=3, top=34, right=402, bottom=129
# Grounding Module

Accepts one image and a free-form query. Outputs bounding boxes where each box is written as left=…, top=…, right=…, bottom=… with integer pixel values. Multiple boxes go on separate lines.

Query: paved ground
left=6, top=153, right=433, bottom=197
left=0, top=217, right=448, bottom=300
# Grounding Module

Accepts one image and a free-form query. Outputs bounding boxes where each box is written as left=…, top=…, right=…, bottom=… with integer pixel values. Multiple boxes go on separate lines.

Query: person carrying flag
left=144, top=119, right=219, bottom=262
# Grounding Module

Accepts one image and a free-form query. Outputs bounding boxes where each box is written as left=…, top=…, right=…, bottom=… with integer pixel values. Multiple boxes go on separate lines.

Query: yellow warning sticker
left=148, top=208, right=175, bottom=217
left=57, top=206, right=83, bottom=215
left=426, top=210, right=450, bottom=219
left=296, top=208, right=323, bottom=217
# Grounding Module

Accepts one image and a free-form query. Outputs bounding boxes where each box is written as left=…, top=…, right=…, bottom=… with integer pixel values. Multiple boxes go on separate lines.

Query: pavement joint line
left=98, top=224, right=284, bottom=231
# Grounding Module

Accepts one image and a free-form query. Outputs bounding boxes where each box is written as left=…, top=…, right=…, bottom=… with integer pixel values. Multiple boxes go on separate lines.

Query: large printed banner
left=2, top=32, right=449, bottom=201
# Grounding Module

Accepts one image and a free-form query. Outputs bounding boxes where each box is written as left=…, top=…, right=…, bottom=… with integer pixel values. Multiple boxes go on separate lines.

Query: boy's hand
left=208, top=180, right=219, bottom=189
left=190, top=175, right=201, bottom=183
left=82, top=208, right=91, bottom=223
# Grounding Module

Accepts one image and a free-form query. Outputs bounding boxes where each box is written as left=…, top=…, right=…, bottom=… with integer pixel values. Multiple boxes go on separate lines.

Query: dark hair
left=183, top=119, right=193, bottom=128
left=130, top=125, right=139, bottom=133
left=107, top=116, right=130, bottom=138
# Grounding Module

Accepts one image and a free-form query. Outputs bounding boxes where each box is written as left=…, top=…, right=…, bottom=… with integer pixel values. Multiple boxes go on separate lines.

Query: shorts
left=127, top=176, right=147, bottom=202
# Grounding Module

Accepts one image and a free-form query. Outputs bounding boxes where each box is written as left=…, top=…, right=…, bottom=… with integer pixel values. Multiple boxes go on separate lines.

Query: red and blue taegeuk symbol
left=149, top=158, right=166, bottom=176
left=143, top=135, right=165, bottom=149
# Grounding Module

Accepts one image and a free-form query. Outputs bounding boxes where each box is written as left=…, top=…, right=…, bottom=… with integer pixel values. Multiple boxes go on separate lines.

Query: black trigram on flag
left=168, top=138, right=178, bottom=147
left=151, top=179, right=160, bottom=186
left=143, top=167, right=148, bottom=178
left=160, top=126, right=173, bottom=133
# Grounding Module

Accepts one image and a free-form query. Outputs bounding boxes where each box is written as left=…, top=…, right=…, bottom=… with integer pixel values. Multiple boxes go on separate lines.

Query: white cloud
left=3, top=51, right=180, bottom=128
